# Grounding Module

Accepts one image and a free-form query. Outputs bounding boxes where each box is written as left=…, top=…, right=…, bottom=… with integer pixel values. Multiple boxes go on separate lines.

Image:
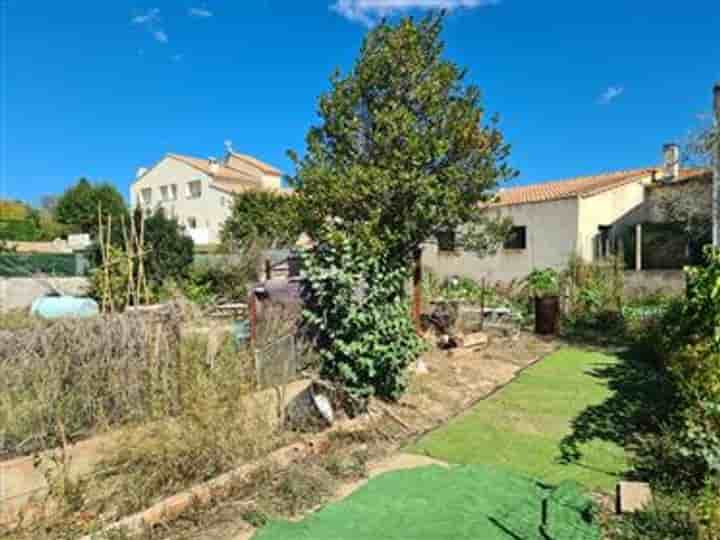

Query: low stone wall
left=622, top=270, right=685, bottom=298
left=0, top=277, right=91, bottom=312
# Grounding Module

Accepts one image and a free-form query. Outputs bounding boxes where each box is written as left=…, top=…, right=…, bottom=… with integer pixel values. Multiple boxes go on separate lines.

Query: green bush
left=182, top=251, right=261, bottom=306
left=301, top=225, right=424, bottom=401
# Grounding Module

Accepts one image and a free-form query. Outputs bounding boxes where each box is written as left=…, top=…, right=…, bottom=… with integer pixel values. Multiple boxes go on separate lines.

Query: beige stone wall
left=422, top=197, right=580, bottom=283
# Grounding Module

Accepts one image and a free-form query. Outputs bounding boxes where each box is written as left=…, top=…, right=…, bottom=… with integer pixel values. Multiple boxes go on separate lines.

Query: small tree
left=141, top=208, right=195, bottom=287
left=220, top=190, right=301, bottom=249
left=56, top=179, right=127, bottom=236
left=293, top=14, right=516, bottom=399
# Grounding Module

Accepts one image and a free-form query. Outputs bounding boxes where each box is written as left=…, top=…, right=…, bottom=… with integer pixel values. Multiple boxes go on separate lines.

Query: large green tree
left=293, top=14, right=516, bottom=400
left=55, top=178, right=127, bottom=236
left=289, top=13, right=516, bottom=260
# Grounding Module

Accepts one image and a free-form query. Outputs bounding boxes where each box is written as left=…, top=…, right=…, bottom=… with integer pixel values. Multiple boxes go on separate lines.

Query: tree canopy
left=221, top=190, right=301, bottom=249
left=289, top=13, right=516, bottom=261
left=55, top=179, right=127, bottom=236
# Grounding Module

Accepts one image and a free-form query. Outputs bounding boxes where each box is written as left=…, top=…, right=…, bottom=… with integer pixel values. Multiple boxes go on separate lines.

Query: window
left=170, top=184, right=178, bottom=201
left=187, top=180, right=202, bottom=199
left=187, top=217, right=197, bottom=229
left=140, top=188, right=152, bottom=206
left=220, top=196, right=226, bottom=207
left=504, top=226, right=527, bottom=250
left=437, top=229, right=457, bottom=252
left=160, top=186, right=169, bottom=201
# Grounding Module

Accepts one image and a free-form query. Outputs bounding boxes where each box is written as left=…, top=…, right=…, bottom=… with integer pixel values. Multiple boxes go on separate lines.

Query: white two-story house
left=130, top=148, right=286, bottom=245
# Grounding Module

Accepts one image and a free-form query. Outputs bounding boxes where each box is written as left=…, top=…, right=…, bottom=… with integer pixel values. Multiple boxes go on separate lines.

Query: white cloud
left=153, top=30, right=169, bottom=43
left=331, top=0, right=498, bottom=25
left=598, top=86, right=624, bottom=105
left=132, top=8, right=160, bottom=25
left=189, top=7, right=213, bottom=18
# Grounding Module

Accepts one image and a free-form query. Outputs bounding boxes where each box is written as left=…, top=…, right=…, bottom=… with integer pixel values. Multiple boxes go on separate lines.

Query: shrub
left=182, top=246, right=262, bottom=306
left=301, top=226, right=424, bottom=401
left=526, top=267, right=560, bottom=297
left=606, top=493, right=700, bottom=540
left=142, top=208, right=195, bottom=288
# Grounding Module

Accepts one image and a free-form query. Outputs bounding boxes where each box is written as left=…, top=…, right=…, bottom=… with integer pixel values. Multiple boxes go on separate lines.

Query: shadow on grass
left=557, top=347, right=674, bottom=475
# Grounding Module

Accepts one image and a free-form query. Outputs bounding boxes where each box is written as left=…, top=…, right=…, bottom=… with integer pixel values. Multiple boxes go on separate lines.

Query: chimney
left=136, top=167, right=148, bottom=179
left=662, top=143, right=680, bottom=180
left=208, top=156, right=219, bottom=174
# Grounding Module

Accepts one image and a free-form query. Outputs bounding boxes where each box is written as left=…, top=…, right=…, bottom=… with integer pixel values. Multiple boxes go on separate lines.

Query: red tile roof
left=492, top=168, right=656, bottom=207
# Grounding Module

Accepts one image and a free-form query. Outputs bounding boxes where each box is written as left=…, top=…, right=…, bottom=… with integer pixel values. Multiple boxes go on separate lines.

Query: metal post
left=713, top=82, right=720, bottom=247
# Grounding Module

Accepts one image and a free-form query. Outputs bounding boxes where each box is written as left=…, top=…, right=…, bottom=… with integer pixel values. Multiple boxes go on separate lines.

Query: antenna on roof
left=224, top=139, right=234, bottom=154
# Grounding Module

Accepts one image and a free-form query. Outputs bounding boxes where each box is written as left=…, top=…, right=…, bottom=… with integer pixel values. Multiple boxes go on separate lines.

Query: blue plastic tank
left=30, top=296, right=100, bottom=319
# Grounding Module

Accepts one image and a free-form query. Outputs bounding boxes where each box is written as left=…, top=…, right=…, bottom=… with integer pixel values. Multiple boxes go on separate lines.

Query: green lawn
left=409, top=348, right=638, bottom=492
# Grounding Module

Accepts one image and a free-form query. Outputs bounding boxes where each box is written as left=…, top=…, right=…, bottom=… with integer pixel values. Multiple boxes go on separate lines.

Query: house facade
left=130, top=149, right=285, bottom=245
left=423, top=144, right=711, bottom=284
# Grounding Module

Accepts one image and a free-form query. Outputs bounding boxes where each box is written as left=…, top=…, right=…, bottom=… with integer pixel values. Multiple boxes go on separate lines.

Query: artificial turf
left=252, top=464, right=600, bottom=540
left=409, top=348, right=630, bottom=492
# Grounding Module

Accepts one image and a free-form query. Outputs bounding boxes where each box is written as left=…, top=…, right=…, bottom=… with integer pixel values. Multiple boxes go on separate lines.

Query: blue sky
left=1, top=0, right=719, bottom=205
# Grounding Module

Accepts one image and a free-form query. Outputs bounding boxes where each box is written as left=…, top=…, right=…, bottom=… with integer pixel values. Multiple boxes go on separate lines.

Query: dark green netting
left=252, top=465, right=601, bottom=540
left=0, top=253, right=80, bottom=277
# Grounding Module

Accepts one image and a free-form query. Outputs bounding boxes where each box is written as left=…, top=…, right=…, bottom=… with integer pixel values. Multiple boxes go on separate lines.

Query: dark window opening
left=504, top=226, right=527, bottom=250
left=437, top=230, right=457, bottom=252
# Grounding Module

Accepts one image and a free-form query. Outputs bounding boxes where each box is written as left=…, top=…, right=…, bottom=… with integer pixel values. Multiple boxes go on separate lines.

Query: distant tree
left=55, top=179, right=127, bottom=236
left=220, top=190, right=301, bottom=249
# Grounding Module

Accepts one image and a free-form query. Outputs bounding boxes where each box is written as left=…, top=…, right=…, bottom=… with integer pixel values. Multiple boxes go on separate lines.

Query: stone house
left=423, top=144, right=712, bottom=284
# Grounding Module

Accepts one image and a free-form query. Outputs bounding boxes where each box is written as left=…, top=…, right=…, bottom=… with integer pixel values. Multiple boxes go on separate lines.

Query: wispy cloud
left=132, top=8, right=160, bottom=25
left=598, top=85, right=624, bottom=105
left=153, top=30, right=169, bottom=43
left=189, top=7, right=213, bottom=18
left=132, top=8, right=168, bottom=44
left=331, top=0, right=498, bottom=26
left=171, top=53, right=184, bottom=62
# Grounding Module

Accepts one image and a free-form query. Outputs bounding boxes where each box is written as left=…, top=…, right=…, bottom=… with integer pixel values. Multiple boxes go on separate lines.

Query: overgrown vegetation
left=0, top=308, right=188, bottom=455
left=301, top=225, right=424, bottom=401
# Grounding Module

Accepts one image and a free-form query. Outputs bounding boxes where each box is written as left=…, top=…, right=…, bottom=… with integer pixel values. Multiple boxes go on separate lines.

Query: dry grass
left=2, top=337, right=275, bottom=540
left=0, top=306, right=187, bottom=456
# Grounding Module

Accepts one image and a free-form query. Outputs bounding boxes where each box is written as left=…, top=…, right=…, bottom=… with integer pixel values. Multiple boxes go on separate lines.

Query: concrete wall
left=423, top=197, right=579, bottom=283
left=130, top=157, right=233, bottom=245
left=623, top=270, right=685, bottom=298
left=0, top=277, right=90, bottom=312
